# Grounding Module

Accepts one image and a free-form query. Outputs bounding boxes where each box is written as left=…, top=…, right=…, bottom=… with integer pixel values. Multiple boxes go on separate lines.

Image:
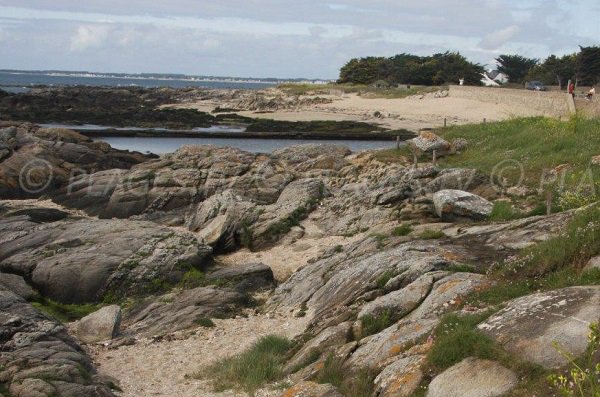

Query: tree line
left=338, top=46, right=600, bottom=87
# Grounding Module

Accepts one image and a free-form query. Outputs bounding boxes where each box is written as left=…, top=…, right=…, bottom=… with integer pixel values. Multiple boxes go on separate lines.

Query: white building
left=481, top=70, right=508, bottom=86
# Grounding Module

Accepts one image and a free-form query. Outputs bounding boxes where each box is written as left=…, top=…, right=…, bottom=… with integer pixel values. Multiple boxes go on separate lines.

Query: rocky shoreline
left=0, top=86, right=414, bottom=141
left=1, top=117, right=599, bottom=397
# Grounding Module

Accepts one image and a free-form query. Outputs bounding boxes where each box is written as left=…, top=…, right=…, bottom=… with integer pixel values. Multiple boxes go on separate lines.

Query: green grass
left=179, top=268, right=207, bottom=289
left=437, top=116, right=600, bottom=190
left=358, top=309, right=394, bottom=339
left=426, top=312, right=498, bottom=371
left=316, top=353, right=345, bottom=386
left=392, top=224, right=413, bottom=236
left=418, top=229, right=445, bottom=240
left=446, top=263, right=478, bottom=273
left=199, top=335, right=292, bottom=395
left=277, top=82, right=440, bottom=99
left=32, top=299, right=101, bottom=323
left=425, top=312, right=553, bottom=397
left=375, top=117, right=600, bottom=201
left=489, top=201, right=523, bottom=221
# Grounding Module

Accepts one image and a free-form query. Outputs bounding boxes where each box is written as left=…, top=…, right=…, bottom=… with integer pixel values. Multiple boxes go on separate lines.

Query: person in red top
left=568, top=82, right=575, bottom=98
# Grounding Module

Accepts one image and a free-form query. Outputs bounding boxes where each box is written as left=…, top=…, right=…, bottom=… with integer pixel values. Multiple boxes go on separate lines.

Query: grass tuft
left=392, top=224, right=413, bottom=237
left=358, top=309, right=394, bottom=339
left=315, top=354, right=376, bottom=397
left=199, top=335, right=292, bottom=395
left=419, top=229, right=445, bottom=240
left=194, top=316, right=215, bottom=328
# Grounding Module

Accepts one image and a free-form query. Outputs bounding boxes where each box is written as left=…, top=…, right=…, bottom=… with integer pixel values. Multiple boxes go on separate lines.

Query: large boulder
left=426, top=358, right=517, bottom=397
left=478, top=286, right=600, bottom=368
left=432, top=189, right=493, bottom=220
left=0, top=214, right=212, bottom=304
left=0, top=288, right=116, bottom=396
left=75, top=305, right=121, bottom=344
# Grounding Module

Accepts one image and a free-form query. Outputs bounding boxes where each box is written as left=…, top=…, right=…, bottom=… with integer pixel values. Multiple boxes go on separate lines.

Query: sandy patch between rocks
left=91, top=313, right=309, bottom=397
left=217, top=218, right=361, bottom=282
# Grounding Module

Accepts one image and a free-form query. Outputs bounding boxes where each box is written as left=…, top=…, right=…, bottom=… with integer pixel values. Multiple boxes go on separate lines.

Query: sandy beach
left=168, top=89, right=545, bottom=131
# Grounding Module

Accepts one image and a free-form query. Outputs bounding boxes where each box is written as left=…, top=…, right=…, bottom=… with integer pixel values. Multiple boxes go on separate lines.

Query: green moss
left=31, top=299, right=101, bottom=323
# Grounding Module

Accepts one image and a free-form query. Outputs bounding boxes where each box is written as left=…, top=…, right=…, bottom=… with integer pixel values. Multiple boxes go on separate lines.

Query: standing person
left=587, top=86, right=595, bottom=100
left=568, top=81, right=575, bottom=98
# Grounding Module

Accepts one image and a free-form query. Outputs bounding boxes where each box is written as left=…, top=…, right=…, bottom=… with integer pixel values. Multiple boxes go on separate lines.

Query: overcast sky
left=0, top=1, right=599, bottom=79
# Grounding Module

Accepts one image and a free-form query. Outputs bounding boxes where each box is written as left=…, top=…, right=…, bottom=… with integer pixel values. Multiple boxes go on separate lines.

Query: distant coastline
left=0, top=69, right=334, bottom=86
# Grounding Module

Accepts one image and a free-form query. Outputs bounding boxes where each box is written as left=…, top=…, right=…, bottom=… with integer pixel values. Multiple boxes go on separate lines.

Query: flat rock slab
left=427, top=357, right=517, bottom=397
left=478, top=286, right=600, bottom=368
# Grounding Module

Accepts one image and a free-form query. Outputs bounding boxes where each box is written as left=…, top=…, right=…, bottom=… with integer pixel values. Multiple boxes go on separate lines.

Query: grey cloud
left=0, top=0, right=597, bottom=78
left=479, top=25, right=520, bottom=50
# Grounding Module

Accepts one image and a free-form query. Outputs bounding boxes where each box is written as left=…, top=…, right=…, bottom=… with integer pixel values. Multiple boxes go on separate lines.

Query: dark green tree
left=338, top=57, right=389, bottom=84
left=495, top=54, right=539, bottom=83
left=577, top=45, right=600, bottom=85
left=338, top=52, right=483, bottom=86
left=526, top=54, right=577, bottom=88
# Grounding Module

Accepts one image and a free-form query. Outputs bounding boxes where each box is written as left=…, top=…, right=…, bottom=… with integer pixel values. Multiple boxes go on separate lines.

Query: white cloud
left=70, top=24, right=110, bottom=51
left=479, top=25, right=521, bottom=50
